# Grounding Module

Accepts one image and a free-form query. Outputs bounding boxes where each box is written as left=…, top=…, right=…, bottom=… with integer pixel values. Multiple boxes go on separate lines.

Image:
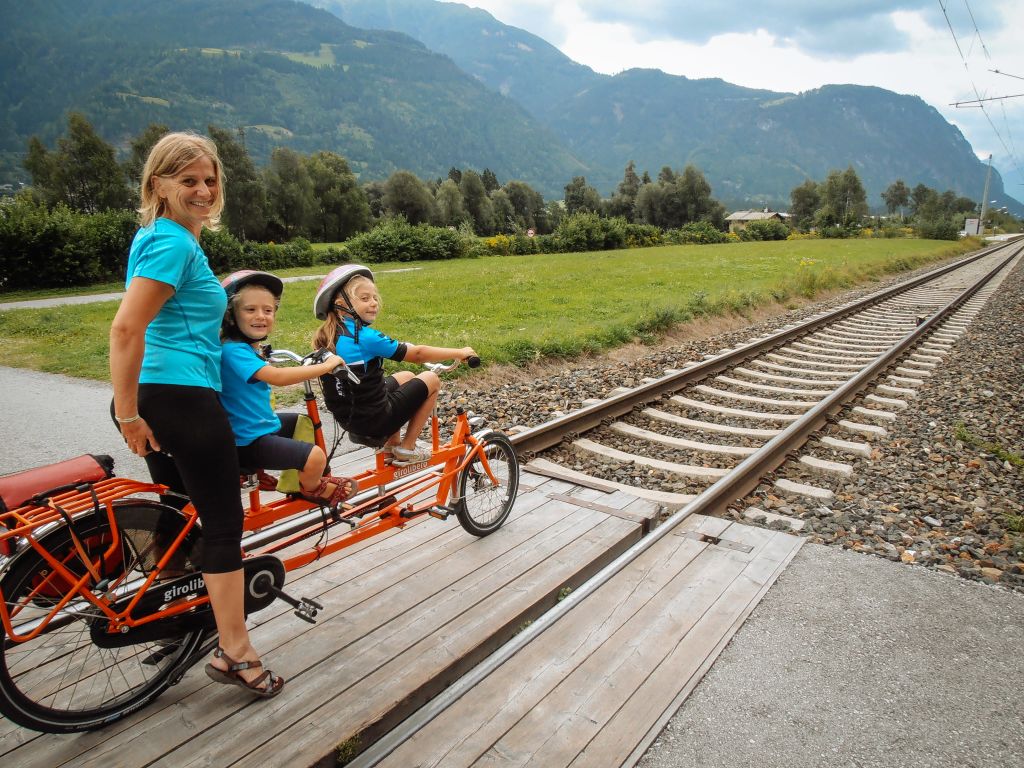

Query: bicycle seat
left=239, top=468, right=278, bottom=491
left=347, top=432, right=388, bottom=449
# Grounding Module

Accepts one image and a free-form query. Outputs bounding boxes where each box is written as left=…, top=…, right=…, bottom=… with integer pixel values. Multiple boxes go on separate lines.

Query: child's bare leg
left=298, top=445, right=327, bottom=493
left=382, top=372, right=416, bottom=450
left=400, top=371, right=440, bottom=450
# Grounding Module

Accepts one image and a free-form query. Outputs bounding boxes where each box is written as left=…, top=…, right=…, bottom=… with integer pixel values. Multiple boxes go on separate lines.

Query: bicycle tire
left=0, top=502, right=205, bottom=733
left=455, top=432, right=519, bottom=536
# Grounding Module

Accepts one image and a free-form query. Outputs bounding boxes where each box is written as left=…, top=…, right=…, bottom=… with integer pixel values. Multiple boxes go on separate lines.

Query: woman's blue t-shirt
left=219, top=341, right=281, bottom=446
left=126, top=218, right=226, bottom=390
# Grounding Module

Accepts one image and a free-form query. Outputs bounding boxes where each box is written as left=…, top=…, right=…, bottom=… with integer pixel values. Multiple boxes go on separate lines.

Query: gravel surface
left=439, top=251, right=1023, bottom=594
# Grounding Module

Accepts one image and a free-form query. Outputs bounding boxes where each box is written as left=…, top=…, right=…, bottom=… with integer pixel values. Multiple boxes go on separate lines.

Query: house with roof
left=725, top=209, right=786, bottom=233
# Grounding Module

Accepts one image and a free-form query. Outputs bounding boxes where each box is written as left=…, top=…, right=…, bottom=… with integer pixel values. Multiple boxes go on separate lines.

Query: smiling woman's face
left=153, top=155, right=219, bottom=237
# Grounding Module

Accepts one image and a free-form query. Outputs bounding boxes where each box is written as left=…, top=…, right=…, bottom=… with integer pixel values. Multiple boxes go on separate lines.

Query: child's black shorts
left=236, top=412, right=315, bottom=471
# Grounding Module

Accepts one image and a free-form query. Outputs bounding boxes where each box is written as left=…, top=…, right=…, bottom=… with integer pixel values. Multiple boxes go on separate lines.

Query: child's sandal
left=301, top=476, right=358, bottom=507
left=204, top=647, right=284, bottom=699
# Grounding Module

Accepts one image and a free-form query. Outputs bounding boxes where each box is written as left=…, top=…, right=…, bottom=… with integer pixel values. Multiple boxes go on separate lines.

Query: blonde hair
left=311, top=274, right=382, bottom=350
left=138, top=132, right=225, bottom=229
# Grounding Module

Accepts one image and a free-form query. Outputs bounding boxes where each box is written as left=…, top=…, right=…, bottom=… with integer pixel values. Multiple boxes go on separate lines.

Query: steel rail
left=347, top=240, right=1022, bottom=768
left=509, top=239, right=1014, bottom=456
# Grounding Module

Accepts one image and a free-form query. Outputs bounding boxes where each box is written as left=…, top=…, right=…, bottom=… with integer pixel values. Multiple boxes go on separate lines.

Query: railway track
left=512, top=238, right=1022, bottom=522
left=346, top=238, right=1023, bottom=767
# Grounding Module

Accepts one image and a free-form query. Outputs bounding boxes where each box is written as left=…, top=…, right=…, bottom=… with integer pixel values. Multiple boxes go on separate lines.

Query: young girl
left=219, top=270, right=357, bottom=507
left=312, top=264, right=476, bottom=465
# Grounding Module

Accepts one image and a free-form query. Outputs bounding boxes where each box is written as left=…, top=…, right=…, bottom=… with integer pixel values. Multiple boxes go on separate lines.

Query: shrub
left=0, top=195, right=137, bottom=290
left=667, top=221, right=728, bottom=245
left=738, top=219, right=789, bottom=241
left=344, top=217, right=467, bottom=263
left=914, top=217, right=960, bottom=240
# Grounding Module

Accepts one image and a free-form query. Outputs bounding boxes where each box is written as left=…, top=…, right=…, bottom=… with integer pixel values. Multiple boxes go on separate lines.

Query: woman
left=109, top=132, right=282, bottom=698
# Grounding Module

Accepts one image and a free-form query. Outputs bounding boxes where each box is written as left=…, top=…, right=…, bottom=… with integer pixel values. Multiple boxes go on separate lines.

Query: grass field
left=0, top=238, right=977, bottom=381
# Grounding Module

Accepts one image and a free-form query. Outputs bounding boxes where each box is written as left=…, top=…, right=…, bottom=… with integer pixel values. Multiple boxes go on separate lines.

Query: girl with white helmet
left=219, top=270, right=357, bottom=507
left=312, top=264, right=476, bottom=465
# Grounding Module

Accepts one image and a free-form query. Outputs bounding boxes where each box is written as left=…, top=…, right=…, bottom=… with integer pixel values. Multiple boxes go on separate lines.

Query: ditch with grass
left=0, top=238, right=976, bottom=382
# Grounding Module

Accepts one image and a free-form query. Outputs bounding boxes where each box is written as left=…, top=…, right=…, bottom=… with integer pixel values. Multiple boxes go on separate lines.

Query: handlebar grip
left=467, top=356, right=481, bottom=369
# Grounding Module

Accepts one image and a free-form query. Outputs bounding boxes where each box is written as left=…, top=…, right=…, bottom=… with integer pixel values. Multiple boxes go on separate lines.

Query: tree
left=817, top=166, right=867, bottom=228
left=363, top=180, right=387, bottom=220
left=125, top=124, right=170, bottom=194
left=383, top=170, right=436, bottom=225
left=434, top=178, right=468, bottom=227
left=564, top=176, right=601, bottom=215
left=264, top=147, right=315, bottom=240
left=789, top=179, right=820, bottom=231
left=481, top=168, right=500, bottom=193
left=606, top=160, right=641, bottom=221
left=910, top=183, right=933, bottom=217
left=24, top=112, right=130, bottom=213
left=305, top=150, right=370, bottom=242
left=459, top=170, right=495, bottom=234
left=634, top=165, right=723, bottom=229
left=208, top=125, right=269, bottom=241
left=489, top=188, right=516, bottom=233
left=881, top=179, right=910, bottom=221
left=503, top=180, right=545, bottom=231
left=447, top=167, right=462, bottom=185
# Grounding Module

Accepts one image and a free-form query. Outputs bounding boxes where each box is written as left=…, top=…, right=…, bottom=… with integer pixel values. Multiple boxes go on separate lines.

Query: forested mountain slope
left=319, top=0, right=1018, bottom=212
left=0, top=0, right=586, bottom=196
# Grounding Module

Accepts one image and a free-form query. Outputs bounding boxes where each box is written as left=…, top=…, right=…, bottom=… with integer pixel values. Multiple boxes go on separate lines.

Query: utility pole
left=978, top=154, right=993, bottom=236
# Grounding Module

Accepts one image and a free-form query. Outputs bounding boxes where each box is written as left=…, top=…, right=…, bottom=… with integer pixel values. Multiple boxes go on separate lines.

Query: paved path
left=2, top=364, right=1021, bottom=767
left=0, top=269, right=422, bottom=312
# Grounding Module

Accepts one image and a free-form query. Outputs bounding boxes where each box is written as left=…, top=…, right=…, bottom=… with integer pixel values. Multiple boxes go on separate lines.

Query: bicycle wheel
left=0, top=502, right=206, bottom=733
left=455, top=432, right=519, bottom=536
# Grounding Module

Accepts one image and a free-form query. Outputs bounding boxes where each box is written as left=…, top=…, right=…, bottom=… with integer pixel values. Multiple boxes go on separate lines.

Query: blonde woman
left=109, top=132, right=282, bottom=698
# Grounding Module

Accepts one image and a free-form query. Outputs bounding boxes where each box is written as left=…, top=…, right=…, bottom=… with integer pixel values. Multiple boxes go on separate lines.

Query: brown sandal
left=204, top=647, right=284, bottom=698
left=301, top=475, right=358, bottom=508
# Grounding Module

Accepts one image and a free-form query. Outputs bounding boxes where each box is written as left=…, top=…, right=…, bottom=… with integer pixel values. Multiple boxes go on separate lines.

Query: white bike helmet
left=313, top=264, right=374, bottom=321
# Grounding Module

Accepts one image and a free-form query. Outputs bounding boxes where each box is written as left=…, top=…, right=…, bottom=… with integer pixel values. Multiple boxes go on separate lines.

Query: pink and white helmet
left=313, top=264, right=374, bottom=320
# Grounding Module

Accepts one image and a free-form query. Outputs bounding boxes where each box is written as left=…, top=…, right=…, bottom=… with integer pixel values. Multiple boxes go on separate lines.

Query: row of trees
left=20, top=113, right=1015, bottom=253
left=788, top=166, right=986, bottom=239
left=17, top=114, right=731, bottom=244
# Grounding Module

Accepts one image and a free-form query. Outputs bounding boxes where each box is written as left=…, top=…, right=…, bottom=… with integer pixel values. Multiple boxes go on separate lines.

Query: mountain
left=315, top=0, right=1021, bottom=214
left=310, top=0, right=601, bottom=119
left=0, top=0, right=586, bottom=197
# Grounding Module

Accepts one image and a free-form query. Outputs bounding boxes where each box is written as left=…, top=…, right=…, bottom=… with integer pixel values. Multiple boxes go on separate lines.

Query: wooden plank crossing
left=374, top=515, right=803, bottom=768
left=0, top=467, right=660, bottom=767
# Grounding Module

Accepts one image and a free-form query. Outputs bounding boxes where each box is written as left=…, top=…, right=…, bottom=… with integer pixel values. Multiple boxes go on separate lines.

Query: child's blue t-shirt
left=219, top=341, right=281, bottom=446
left=125, top=218, right=226, bottom=390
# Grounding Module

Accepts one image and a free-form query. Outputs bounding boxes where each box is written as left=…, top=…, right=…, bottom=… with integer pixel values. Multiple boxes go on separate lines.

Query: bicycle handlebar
left=268, top=348, right=478, bottom=380
left=424, top=356, right=480, bottom=374
left=269, top=347, right=361, bottom=384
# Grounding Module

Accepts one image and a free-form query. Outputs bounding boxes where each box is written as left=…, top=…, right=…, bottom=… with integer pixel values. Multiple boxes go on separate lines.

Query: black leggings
left=133, top=385, right=244, bottom=574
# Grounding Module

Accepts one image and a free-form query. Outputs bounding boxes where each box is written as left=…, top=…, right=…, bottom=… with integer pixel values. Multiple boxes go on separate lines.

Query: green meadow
left=0, top=238, right=976, bottom=381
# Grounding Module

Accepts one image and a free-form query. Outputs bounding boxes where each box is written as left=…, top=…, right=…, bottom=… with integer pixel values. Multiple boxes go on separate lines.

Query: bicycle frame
left=0, top=355, right=504, bottom=643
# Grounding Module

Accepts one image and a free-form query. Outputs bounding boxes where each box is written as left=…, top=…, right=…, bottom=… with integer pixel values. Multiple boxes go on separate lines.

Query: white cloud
left=443, top=0, right=1024, bottom=193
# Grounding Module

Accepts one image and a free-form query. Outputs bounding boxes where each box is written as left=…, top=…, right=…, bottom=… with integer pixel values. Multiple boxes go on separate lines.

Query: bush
left=0, top=195, right=137, bottom=290
left=666, top=221, right=728, bottom=245
left=738, top=219, right=789, bottom=241
left=551, top=213, right=632, bottom=252
left=344, top=217, right=467, bottom=263
left=914, top=217, right=960, bottom=240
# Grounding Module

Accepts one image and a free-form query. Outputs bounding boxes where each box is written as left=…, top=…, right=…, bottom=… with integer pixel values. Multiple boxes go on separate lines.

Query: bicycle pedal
left=428, top=505, right=456, bottom=520
left=294, top=597, right=321, bottom=624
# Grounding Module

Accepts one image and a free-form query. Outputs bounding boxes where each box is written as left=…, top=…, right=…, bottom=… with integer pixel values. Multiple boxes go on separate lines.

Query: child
left=219, top=270, right=357, bottom=507
left=312, top=264, right=476, bottom=465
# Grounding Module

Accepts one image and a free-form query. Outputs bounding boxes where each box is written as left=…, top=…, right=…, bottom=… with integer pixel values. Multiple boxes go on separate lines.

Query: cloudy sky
left=443, top=0, right=1024, bottom=204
